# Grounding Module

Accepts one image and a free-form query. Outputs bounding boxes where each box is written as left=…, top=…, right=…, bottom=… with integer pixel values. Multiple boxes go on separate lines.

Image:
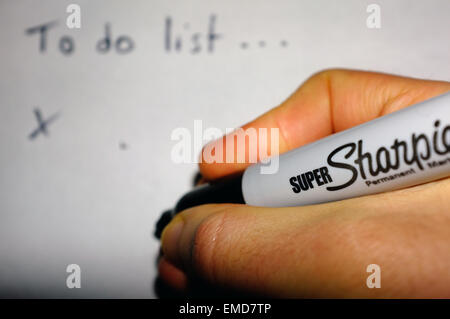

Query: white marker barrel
left=242, top=92, right=450, bottom=207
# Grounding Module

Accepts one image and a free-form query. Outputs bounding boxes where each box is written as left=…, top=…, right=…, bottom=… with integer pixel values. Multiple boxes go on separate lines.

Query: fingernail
left=161, top=215, right=185, bottom=267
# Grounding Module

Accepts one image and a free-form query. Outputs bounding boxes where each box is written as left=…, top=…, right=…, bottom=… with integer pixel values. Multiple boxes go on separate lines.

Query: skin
left=159, top=69, right=450, bottom=298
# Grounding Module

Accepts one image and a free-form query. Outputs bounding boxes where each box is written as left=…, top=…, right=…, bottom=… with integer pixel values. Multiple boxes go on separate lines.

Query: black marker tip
left=154, top=209, right=173, bottom=239
left=154, top=174, right=245, bottom=239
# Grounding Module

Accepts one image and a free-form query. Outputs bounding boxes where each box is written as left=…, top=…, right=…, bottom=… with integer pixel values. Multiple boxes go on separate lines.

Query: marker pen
left=155, top=92, right=450, bottom=238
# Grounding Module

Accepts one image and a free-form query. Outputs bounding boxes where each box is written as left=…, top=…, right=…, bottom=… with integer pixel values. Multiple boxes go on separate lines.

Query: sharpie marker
left=155, top=92, right=450, bottom=238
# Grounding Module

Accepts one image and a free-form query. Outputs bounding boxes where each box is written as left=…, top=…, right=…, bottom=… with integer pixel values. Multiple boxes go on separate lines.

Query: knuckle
left=309, top=68, right=343, bottom=82
left=191, top=207, right=234, bottom=283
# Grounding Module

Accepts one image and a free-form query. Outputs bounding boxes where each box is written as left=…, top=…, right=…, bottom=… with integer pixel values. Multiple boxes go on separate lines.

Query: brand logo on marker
left=289, top=166, right=333, bottom=193
left=289, top=120, right=450, bottom=194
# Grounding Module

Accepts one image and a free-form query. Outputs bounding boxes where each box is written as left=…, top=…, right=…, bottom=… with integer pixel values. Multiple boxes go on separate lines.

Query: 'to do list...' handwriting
left=25, top=14, right=289, bottom=56
left=25, top=20, right=134, bottom=55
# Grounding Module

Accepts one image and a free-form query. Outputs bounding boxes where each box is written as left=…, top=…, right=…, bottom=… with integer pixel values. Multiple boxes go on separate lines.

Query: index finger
left=199, top=69, right=450, bottom=180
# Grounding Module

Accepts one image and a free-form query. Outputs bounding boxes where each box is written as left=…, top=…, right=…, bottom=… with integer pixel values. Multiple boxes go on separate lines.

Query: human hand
left=159, top=69, right=450, bottom=298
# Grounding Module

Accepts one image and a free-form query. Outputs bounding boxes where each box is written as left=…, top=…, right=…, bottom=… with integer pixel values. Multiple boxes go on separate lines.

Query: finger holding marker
left=199, top=69, right=450, bottom=180
left=161, top=179, right=450, bottom=297
left=160, top=69, right=450, bottom=297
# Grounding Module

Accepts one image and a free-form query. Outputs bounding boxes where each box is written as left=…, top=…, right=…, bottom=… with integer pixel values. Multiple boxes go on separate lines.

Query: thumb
left=160, top=202, right=360, bottom=297
left=161, top=178, right=450, bottom=297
